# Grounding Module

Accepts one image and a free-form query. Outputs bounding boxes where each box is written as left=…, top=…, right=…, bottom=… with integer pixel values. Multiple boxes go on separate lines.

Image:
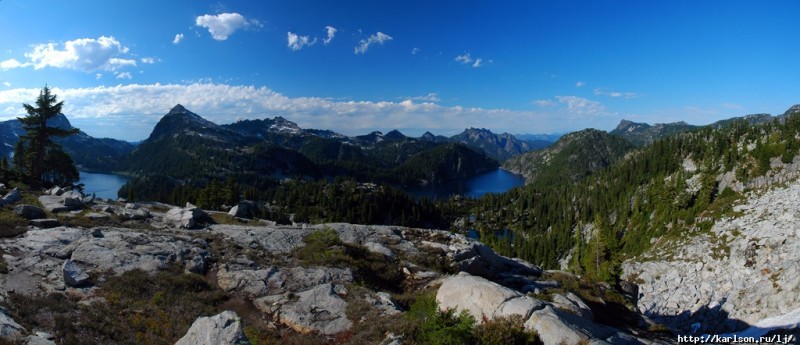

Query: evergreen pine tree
left=17, top=86, right=79, bottom=186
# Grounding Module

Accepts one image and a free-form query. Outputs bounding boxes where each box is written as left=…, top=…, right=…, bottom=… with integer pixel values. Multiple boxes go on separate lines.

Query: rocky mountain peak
left=147, top=105, right=224, bottom=141
left=168, top=104, right=187, bottom=114
left=268, top=116, right=302, bottom=134
left=613, top=119, right=650, bottom=133
left=384, top=129, right=407, bottom=140
left=784, top=104, right=800, bottom=116
left=46, top=113, right=74, bottom=130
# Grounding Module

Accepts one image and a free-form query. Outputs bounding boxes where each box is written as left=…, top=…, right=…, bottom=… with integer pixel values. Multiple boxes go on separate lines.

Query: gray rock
left=62, top=259, right=90, bottom=287
left=123, top=208, right=151, bottom=220
left=25, top=331, right=56, bottom=345
left=61, top=191, right=84, bottom=207
left=185, top=254, right=207, bottom=274
left=365, top=292, right=402, bottom=316
left=85, top=213, right=109, bottom=221
left=38, top=195, right=79, bottom=213
left=436, top=272, right=543, bottom=321
left=2, top=188, right=21, bottom=204
left=210, top=225, right=313, bottom=253
left=524, top=305, right=616, bottom=345
left=175, top=310, right=250, bottom=345
left=551, top=292, right=594, bottom=320
left=29, top=219, right=60, bottom=229
left=13, top=204, right=46, bottom=220
left=457, top=244, right=542, bottom=287
left=46, top=186, right=65, bottom=196
left=0, top=309, right=25, bottom=338
left=228, top=200, right=257, bottom=219
left=164, top=203, right=208, bottom=229
left=364, top=242, right=394, bottom=258
left=254, top=283, right=352, bottom=335
left=218, top=266, right=353, bottom=298
left=68, top=229, right=207, bottom=274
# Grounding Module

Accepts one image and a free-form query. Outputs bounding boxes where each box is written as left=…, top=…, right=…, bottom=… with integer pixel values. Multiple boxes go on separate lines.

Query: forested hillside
left=502, top=129, right=634, bottom=183
left=466, top=106, right=800, bottom=283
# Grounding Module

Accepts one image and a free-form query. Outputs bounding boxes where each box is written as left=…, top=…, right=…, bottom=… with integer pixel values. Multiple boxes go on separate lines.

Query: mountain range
left=0, top=115, right=136, bottom=172
left=0, top=105, right=561, bottom=186
left=117, top=105, right=542, bottom=188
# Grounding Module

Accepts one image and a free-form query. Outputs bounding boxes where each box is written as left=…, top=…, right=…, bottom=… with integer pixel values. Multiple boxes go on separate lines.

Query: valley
left=2, top=100, right=800, bottom=344
left=0, top=2, right=797, bottom=343
left=1, top=102, right=800, bottom=344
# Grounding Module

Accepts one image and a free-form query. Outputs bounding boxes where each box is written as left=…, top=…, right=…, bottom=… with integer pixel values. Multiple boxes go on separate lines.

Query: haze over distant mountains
left=0, top=115, right=135, bottom=172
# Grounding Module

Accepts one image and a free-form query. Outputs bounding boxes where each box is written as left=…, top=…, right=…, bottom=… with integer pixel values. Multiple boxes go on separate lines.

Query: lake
left=406, top=168, right=525, bottom=199
left=79, top=171, right=131, bottom=200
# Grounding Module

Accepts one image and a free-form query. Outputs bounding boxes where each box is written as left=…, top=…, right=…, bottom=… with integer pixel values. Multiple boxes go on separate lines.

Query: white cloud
left=555, top=96, right=607, bottom=116
left=324, top=26, right=337, bottom=45
left=576, top=81, right=586, bottom=87
left=13, top=36, right=136, bottom=72
left=173, top=33, right=184, bottom=45
left=0, top=58, right=31, bottom=70
left=287, top=32, right=316, bottom=51
left=115, top=72, right=132, bottom=80
left=455, top=53, right=473, bottom=64
left=140, top=57, right=157, bottom=64
left=533, top=100, right=555, bottom=107
left=411, top=47, right=420, bottom=55
left=0, top=83, right=592, bottom=141
left=455, top=53, right=485, bottom=68
left=405, top=93, right=440, bottom=103
left=95, top=73, right=103, bottom=79
left=593, top=88, right=638, bottom=99
left=195, top=13, right=261, bottom=41
left=354, top=32, right=392, bottom=54
left=2, top=82, right=10, bottom=87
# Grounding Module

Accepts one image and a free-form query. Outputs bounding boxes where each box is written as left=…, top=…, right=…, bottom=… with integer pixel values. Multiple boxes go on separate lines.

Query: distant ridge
left=0, top=113, right=135, bottom=171
left=611, top=107, right=797, bottom=146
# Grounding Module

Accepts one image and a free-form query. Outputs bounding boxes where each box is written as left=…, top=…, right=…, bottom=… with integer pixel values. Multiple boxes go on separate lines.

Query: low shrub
left=7, top=265, right=225, bottom=345
left=473, top=315, right=541, bottom=345
left=400, top=293, right=475, bottom=345
left=294, top=228, right=404, bottom=291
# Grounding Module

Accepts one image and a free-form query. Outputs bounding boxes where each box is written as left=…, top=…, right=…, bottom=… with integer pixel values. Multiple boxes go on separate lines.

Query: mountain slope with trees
left=465, top=105, right=800, bottom=284
left=502, top=129, right=635, bottom=183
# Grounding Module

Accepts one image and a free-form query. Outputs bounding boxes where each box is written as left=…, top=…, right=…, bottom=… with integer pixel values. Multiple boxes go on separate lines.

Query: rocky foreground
left=0, top=186, right=672, bottom=344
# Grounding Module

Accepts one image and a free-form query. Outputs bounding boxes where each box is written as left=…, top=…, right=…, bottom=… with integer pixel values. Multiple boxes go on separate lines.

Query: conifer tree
left=18, top=86, right=80, bottom=186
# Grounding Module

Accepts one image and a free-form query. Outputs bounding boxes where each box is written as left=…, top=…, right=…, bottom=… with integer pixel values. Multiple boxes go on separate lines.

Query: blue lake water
left=79, top=171, right=130, bottom=200
left=406, top=168, right=525, bottom=199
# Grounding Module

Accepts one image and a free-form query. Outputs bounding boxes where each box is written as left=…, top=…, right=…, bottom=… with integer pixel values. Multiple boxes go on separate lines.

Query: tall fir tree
left=18, top=86, right=80, bottom=187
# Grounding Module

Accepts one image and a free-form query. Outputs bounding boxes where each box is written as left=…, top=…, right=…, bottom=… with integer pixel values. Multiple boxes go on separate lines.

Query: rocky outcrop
left=254, top=283, right=351, bottom=335
left=0, top=227, right=209, bottom=295
left=13, top=204, right=45, bottom=220
left=228, top=200, right=256, bottom=219
left=436, top=273, right=544, bottom=320
left=37, top=189, right=94, bottom=213
left=0, top=196, right=665, bottom=344
left=217, top=265, right=353, bottom=298
left=0, top=309, right=24, bottom=338
left=0, top=188, right=21, bottom=207
left=623, top=177, right=800, bottom=333
left=175, top=311, right=250, bottom=345
left=62, top=259, right=90, bottom=287
left=435, top=272, right=658, bottom=345
left=164, top=203, right=208, bottom=229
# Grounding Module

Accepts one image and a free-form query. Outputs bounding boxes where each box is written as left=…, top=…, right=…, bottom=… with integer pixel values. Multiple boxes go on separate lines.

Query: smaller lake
left=407, top=168, right=525, bottom=199
left=79, top=171, right=131, bottom=200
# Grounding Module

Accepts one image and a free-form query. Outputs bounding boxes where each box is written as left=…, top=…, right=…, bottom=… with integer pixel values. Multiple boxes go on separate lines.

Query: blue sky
left=0, top=0, right=798, bottom=141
